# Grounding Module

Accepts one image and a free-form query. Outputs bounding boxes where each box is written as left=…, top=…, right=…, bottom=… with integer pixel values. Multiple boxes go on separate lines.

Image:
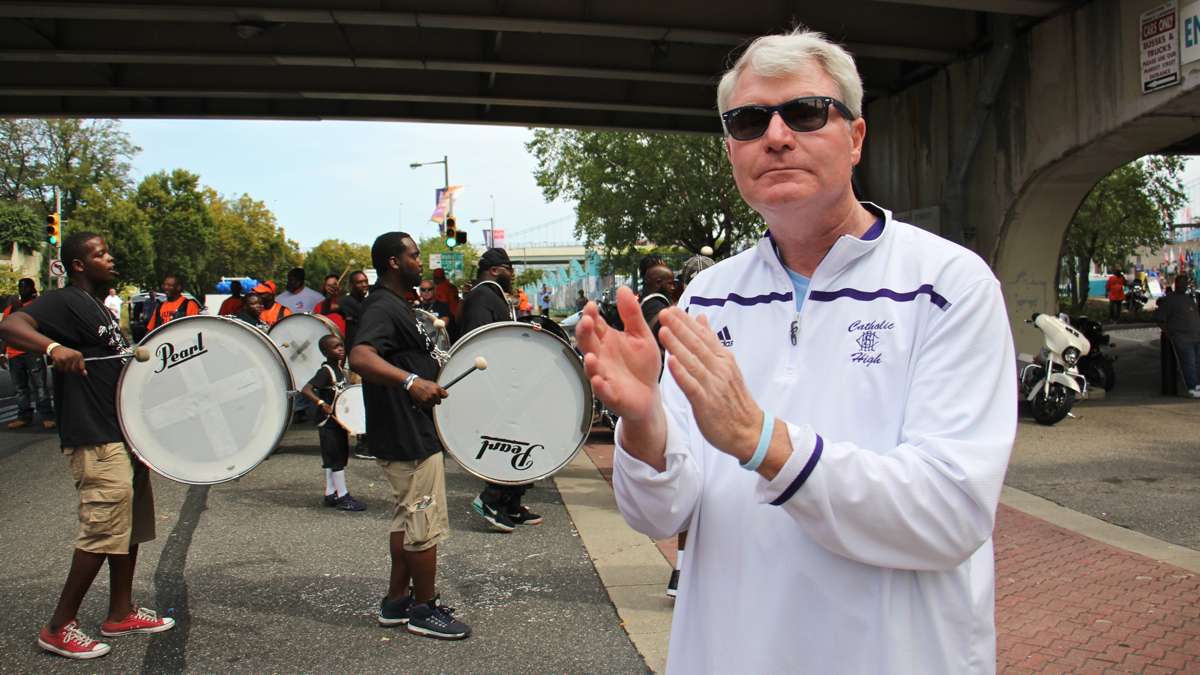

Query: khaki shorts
left=65, top=442, right=156, bottom=555
left=376, top=453, right=449, bottom=552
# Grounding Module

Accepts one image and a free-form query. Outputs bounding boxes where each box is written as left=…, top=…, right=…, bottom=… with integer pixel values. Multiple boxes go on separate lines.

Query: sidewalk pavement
left=558, top=437, right=1200, bottom=674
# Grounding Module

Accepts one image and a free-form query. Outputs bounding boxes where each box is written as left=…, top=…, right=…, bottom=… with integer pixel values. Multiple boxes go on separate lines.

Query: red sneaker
left=37, top=620, right=112, bottom=659
left=100, top=606, right=176, bottom=637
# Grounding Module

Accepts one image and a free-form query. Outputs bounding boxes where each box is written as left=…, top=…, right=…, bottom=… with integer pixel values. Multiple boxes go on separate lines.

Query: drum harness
left=316, top=362, right=349, bottom=428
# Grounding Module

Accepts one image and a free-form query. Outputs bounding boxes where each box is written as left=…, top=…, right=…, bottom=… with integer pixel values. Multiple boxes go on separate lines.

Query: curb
left=1000, top=485, right=1200, bottom=573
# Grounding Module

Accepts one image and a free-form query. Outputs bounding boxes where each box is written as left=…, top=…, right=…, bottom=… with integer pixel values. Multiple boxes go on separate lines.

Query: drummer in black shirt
left=340, top=270, right=370, bottom=346
left=349, top=232, right=471, bottom=641
left=0, top=231, right=174, bottom=660
left=460, top=248, right=546, bottom=532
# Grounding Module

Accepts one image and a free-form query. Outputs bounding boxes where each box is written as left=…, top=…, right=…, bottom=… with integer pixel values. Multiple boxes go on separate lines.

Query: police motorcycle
left=1124, top=282, right=1150, bottom=314
left=1067, top=315, right=1116, bottom=391
left=1018, top=313, right=1090, bottom=426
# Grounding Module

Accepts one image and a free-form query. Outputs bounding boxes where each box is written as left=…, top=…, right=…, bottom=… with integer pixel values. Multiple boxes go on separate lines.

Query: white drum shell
left=433, top=322, right=592, bottom=485
left=268, top=313, right=341, bottom=392
left=117, top=315, right=294, bottom=485
left=333, top=384, right=367, bottom=436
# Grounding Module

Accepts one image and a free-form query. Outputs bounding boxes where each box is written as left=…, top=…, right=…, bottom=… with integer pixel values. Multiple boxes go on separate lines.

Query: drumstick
left=433, top=319, right=445, bottom=330
left=55, top=347, right=151, bottom=365
left=442, top=356, right=488, bottom=390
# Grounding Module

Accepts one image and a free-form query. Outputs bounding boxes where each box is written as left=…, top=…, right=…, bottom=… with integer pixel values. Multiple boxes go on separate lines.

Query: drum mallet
left=51, top=347, right=151, bottom=366
left=87, top=347, right=151, bottom=363
left=442, top=356, right=488, bottom=390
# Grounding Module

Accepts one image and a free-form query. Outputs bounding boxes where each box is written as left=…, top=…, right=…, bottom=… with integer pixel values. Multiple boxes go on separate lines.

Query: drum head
left=517, top=315, right=569, bottom=343
left=433, top=322, right=593, bottom=485
left=117, top=315, right=293, bottom=484
left=333, top=384, right=367, bottom=436
left=268, top=313, right=340, bottom=389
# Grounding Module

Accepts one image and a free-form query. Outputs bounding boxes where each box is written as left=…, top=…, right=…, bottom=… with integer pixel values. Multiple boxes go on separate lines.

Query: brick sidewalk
left=581, top=439, right=1200, bottom=674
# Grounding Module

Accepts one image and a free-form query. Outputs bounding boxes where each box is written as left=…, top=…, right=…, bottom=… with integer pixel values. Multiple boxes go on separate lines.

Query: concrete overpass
left=0, top=0, right=1067, bottom=131
left=862, top=0, right=1200, bottom=351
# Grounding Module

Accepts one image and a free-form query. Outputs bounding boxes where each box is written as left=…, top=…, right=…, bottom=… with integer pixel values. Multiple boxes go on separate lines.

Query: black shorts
left=318, top=423, right=350, bottom=471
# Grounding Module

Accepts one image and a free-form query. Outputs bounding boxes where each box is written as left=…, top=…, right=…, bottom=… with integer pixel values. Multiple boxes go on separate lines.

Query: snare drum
left=117, top=315, right=294, bottom=484
left=268, top=313, right=341, bottom=389
left=332, top=384, right=367, bottom=435
left=433, top=322, right=593, bottom=485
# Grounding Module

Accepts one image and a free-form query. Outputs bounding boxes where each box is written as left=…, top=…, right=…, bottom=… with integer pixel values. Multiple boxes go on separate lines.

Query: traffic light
left=445, top=216, right=458, bottom=248
left=46, top=213, right=60, bottom=246
left=455, top=230, right=467, bottom=246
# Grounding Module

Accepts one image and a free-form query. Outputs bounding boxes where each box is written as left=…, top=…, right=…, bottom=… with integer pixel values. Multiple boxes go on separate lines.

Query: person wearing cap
left=276, top=267, right=325, bottom=314
left=254, top=281, right=292, bottom=327
left=459, top=248, right=545, bottom=532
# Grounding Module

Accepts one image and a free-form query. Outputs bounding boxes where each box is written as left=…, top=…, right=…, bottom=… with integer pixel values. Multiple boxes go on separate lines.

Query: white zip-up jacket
left=613, top=206, right=1016, bottom=674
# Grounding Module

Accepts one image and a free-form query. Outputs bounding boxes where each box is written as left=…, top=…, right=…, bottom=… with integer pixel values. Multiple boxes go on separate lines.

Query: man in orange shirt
left=1106, top=270, right=1126, bottom=322
left=145, top=275, right=200, bottom=331
left=1, top=278, right=55, bottom=429
left=254, top=281, right=292, bottom=327
left=217, top=280, right=244, bottom=316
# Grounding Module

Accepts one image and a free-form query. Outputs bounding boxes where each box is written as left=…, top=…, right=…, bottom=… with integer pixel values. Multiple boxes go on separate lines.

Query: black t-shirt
left=340, top=293, right=365, bottom=344
left=21, top=285, right=130, bottom=447
left=354, top=285, right=443, bottom=462
left=235, top=311, right=268, bottom=332
left=306, top=359, right=347, bottom=423
left=640, top=293, right=672, bottom=345
left=458, top=281, right=513, bottom=336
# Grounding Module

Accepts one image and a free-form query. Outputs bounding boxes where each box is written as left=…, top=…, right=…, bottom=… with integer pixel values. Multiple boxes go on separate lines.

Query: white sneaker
left=1190, top=387, right=1200, bottom=399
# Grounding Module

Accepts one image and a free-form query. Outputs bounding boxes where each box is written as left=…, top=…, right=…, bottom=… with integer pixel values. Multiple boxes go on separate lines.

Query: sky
left=121, top=119, right=580, bottom=251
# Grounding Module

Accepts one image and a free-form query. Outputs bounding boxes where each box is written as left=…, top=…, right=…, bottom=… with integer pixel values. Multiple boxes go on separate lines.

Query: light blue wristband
left=741, top=413, right=774, bottom=472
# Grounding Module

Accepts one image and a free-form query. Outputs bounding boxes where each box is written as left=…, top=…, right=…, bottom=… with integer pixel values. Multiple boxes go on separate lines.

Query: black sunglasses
left=720, top=96, right=856, bottom=141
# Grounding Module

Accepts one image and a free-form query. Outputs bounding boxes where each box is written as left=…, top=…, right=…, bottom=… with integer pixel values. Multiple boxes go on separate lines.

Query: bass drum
left=332, top=383, right=367, bottom=436
left=268, top=313, right=341, bottom=390
left=117, top=315, right=294, bottom=484
left=517, top=315, right=569, bottom=344
left=433, top=322, right=593, bottom=485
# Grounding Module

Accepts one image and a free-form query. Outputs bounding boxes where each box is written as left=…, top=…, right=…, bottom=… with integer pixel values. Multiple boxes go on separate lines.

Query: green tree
left=70, top=179, right=156, bottom=288
left=0, top=120, right=139, bottom=218
left=136, top=170, right=215, bottom=298
left=526, top=129, right=759, bottom=273
left=1062, top=156, right=1187, bottom=309
left=417, top=236, right=480, bottom=283
left=303, top=239, right=371, bottom=287
left=0, top=200, right=44, bottom=249
left=206, top=190, right=303, bottom=284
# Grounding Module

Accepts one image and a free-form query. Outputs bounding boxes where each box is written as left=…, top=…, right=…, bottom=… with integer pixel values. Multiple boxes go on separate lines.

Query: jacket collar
left=759, top=202, right=893, bottom=284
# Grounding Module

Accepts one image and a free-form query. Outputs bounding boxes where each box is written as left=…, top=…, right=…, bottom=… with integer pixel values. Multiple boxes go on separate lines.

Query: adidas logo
left=716, top=326, right=734, bottom=347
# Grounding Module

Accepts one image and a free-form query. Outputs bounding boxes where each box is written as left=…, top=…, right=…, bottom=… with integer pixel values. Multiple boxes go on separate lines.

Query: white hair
left=716, top=29, right=864, bottom=120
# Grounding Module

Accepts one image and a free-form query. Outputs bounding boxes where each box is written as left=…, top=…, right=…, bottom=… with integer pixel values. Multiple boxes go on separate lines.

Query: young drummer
left=302, top=334, right=366, bottom=512
left=0, top=231, right=174, bottom=660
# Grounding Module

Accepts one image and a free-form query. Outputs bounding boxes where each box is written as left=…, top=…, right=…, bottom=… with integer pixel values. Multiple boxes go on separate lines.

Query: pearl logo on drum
left=154, top=332, right=208, bottom=373
left=476, top=435, right=542, bottom=471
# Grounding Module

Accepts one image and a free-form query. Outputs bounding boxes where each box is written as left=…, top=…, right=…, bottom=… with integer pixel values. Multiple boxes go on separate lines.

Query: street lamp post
left=469, top=216, right=495, bottom=248
left=409, top=155, right=450, bottom=232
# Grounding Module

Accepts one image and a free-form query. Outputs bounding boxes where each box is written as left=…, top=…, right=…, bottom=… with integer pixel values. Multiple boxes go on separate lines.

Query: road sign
left=1141, top=0, right=1180, bottom=94
left=49, top=259, right=65, bottom=277
left=441, top=252, right=464, bottom=279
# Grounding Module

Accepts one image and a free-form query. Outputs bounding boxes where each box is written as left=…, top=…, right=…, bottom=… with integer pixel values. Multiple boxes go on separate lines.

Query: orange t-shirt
left=2, top=299, right=34, bottom=358
left=1106, top=275, right=1126, bottom=302
left=147, top=296, right=200, bottom=330
left=259, top=302, right=292, bottom=327
left=218, top=296, right=243, bottom=316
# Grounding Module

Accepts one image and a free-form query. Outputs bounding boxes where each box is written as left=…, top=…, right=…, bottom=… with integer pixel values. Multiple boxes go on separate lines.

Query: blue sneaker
left=407, top=597, right=471, bottom=640
left=378, top=594, right=413, bottom=626
left=472, top=496, right=515, bottom=533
